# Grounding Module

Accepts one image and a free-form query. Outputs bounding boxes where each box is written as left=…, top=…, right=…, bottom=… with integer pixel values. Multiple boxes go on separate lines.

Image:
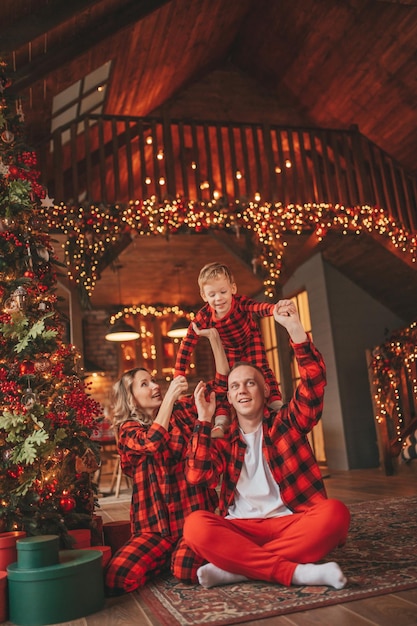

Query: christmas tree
left=0, top=59, right=102, bottom=546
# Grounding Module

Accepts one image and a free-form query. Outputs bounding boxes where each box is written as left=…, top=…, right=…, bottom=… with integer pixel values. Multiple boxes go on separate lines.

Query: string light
left=110, top=304, right=194, bottom=324
left=40, top=200, right=417, bottom=301
left=370, top=321, right=417, bottom=448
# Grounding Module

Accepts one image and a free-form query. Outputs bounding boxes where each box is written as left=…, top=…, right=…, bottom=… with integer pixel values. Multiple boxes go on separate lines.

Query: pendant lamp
left=167, top=264, right=190, bottom=339
left=105, top=262, right=140, bottom=342
left=167, top=317, right=189, bottom=339
left=105, top=318, right=140, bottom=342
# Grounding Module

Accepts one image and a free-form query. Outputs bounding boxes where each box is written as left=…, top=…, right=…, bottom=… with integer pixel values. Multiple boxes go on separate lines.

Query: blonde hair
left=198, top=262, right=235, bottom=296
left=111, top=368, right=154, bottom=430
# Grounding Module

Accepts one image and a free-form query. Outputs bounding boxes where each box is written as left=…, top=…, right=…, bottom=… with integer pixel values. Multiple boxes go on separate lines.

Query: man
left=183, top=299, right=350, bottom=590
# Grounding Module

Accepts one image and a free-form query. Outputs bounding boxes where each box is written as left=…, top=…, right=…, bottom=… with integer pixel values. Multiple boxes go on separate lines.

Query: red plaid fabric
left=186, top=339, right=327, bottom=515
left=118, top=388, right=221, bottom=537
left=171, top=536, right=206, bottom=583
left=105, top=379, right=224, bottom=594
left=105, top=533, right=177, bottom=595
left=174, top=295, right=282, bottom=402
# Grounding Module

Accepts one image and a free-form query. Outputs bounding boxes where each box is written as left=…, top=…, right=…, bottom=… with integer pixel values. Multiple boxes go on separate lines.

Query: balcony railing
left=39, top=114, right=417, bottom=232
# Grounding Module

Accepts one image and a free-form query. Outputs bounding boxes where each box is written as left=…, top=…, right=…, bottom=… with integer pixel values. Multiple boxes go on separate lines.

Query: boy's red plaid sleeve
left=174, top=329, right=198, bottom=376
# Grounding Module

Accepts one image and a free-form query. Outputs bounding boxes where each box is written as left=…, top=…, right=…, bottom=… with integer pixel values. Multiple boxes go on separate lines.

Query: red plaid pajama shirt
left=186, top=339, right=328, bottom=514
left=174, top=294, right=282, bottom=403
left=104, top=376, right=226, bottom=594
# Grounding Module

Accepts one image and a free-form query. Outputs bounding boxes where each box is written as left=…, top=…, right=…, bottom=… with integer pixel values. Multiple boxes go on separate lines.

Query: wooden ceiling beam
left=0, top=0, right=104, bottom=52
left=367, top=228, right=417, bottom=271
left=7, top=0, right=173, bottom=95
left=279, top=232, right=324, bottom=284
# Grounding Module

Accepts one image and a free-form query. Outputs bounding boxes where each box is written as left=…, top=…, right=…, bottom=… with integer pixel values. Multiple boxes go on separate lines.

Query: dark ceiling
left=1, top=0, right=417, bottom=320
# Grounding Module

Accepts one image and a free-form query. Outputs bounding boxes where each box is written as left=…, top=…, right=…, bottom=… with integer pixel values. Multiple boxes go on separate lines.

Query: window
left=290, top=291, right=326, bottom=465
left=50, top=61, right=112, bottom=144
left=261, top=291, right=326, bottom=466
left=260, top=315, right=281, bottom=387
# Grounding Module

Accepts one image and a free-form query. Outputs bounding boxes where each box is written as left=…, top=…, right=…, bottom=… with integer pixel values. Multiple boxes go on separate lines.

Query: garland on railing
left=40, top=198, right=417, bottom=302
left=370, top=320, right=417, bottom=449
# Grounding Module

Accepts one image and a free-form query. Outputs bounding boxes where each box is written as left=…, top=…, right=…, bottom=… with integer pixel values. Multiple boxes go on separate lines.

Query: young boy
left=174, top=262, right=282, bottom=437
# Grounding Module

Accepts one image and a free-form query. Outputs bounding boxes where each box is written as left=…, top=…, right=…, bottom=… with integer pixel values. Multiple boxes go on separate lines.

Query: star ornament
left=41, top=193, right=55, bottom=209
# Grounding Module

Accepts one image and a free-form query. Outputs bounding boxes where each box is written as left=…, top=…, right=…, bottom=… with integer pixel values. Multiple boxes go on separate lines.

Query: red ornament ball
left=19, top=360, right=35, bottom=375
left=59, top=495, right=76, bottom=513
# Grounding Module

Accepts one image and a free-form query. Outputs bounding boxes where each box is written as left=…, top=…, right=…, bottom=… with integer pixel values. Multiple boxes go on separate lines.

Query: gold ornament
left=75, top=448, right=100, bottom=474
left=1, top=129, right=14, bottom=143
left=34, top=356, right=52, bottom=373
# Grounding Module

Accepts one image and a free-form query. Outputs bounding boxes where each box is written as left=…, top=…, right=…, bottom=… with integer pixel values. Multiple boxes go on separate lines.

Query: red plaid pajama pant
left=105, top=532, right=204, bottom=594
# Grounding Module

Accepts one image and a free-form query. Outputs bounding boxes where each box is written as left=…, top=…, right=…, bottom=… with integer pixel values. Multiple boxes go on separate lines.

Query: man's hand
left=194, top=380, right=215, bottom=423
left=273, top=300, right=308, bottom=344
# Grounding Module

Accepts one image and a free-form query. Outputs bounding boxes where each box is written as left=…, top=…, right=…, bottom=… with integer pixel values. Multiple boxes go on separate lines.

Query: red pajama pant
left=183, top=498, right=350, bottom=586
left=105, top=533, right=177, bottom=595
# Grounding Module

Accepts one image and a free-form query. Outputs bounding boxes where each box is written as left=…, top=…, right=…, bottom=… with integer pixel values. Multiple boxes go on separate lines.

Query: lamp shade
left=167, top=317, right=190, bottom=339
left=105, top=319, right=139, bottom=342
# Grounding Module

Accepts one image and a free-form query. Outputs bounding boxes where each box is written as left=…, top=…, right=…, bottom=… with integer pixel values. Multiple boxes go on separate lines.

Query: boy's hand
left=274, top=299, right=297, bottom=320
left=273, top=300, right=307, bottom=343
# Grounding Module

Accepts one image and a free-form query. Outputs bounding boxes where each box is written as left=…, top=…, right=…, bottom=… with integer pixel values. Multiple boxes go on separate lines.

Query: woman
left=104, top=327, right=228, bottom=595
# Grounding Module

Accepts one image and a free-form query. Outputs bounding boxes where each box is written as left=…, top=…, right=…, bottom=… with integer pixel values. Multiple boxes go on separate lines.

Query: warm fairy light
left=275, top=166, right=282, bottom=174
left=110, top=304, right=195, bottom=325
left=146, top=136, right=153, bottom=145
left=254, top=192, right=261, bottom=202
left=235, top=170, right=243, bottom=180
left=285, top=159, right=292, bottom=168
left=157, top=150, right=164, bottom=160
left=39, top=200, right=417, bottom=301
left=159, top=177, right=165, bottom=185
left=145, top=177, right=151, bottom=184
left=191, top=161, right=197, bottom=169
left=370, top=320, right=417, bottom=445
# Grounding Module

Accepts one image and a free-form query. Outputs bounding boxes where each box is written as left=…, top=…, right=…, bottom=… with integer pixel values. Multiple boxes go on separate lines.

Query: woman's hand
left=192, top=322, right=219, bottom=341
left=194, top=380, right=215, bottom=423
left=165, top=375, right=188, bottom=404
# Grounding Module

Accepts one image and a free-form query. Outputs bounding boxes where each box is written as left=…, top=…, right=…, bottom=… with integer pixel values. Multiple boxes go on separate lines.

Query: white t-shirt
left=226, top=423, right=293, bottom=519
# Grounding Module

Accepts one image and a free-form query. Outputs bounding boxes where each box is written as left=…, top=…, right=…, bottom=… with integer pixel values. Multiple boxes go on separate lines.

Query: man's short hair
left=228, top=361, right=265, bottom=378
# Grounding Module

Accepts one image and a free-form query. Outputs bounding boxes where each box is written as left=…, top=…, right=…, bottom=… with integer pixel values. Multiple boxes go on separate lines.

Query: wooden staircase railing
left=39, top=114, right=417, bottom=232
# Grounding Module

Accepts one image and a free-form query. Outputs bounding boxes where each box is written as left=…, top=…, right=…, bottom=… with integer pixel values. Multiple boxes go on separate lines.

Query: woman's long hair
left=111, top=368, right=154, bottom=430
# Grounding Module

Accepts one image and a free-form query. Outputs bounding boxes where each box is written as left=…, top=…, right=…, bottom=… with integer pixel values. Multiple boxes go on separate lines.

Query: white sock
left=292, top=562, right=347, bottom=590
left=197, top=563, right=249, bottom=588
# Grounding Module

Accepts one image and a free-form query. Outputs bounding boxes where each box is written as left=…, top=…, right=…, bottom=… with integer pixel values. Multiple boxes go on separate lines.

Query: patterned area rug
left=136, top=496, right=417, bottom=625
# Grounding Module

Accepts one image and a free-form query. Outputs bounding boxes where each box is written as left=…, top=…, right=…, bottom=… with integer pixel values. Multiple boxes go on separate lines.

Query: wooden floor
left=7, top=466, right=417, bottom=626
